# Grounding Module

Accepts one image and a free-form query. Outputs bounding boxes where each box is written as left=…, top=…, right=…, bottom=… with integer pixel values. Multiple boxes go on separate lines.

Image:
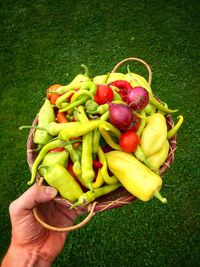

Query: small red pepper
left=111, top=80, right=132, bottom=101
left=92, top=159, right=103, bottom=169
left=48, top=147, right=65, bottom=153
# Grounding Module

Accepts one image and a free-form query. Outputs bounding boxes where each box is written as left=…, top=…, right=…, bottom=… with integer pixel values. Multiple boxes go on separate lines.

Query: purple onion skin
left=108, top=103, right=133, bottom=131
left=127, top=87, right=149, bottom=110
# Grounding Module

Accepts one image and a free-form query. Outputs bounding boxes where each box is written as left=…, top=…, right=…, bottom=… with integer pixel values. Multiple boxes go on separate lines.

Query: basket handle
left=111, top=57, right=152, bottom=85
left=33, top=202, right=96, bottom=232
left=32, top=178, right=97, bottom=232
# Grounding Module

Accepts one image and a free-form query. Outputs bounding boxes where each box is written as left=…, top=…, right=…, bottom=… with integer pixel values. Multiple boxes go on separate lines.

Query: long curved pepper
left=136, top=110, right=146, bottom=137
left=55, top=90, right=75, bottom=109
left=92, top=169, right=104, bottom=189
left=70, top=90, right=94, bottom=102
left=99, top=121, right=121, bottom=150
left=77, top=106, right=95, bottom=191
left=59, top=119, right=103, bottom=140
left=98, top=146, right=118, bottom=184
left=167, top=115, right=184, bottom=139
left=71, top=183, right=121, bottom=208
left=134, top=145, right=156, bottom=173
left=59, top=81, right=97, bottom=113
left=28, top=139, right=73, bottom=185
left=149, top=95, right=178, bottom=113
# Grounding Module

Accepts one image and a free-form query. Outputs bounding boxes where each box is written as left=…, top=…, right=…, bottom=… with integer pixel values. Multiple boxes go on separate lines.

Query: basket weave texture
left=26, top=58, right=177, bottom=230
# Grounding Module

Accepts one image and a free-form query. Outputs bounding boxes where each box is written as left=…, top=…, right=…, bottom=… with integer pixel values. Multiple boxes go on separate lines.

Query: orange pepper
left=46, top=84, right=62, bottom=105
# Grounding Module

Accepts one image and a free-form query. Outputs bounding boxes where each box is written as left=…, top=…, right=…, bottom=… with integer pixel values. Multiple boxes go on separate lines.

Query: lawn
left=0, top=0, right=199, bottom=266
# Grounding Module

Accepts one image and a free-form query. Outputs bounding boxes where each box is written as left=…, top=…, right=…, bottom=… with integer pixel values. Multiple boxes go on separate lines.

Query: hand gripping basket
left=27, top=57, right=177, bottom=232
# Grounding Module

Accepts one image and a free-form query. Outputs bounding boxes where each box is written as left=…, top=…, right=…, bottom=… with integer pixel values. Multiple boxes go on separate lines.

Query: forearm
left=1, top=244, right=53, bottom=267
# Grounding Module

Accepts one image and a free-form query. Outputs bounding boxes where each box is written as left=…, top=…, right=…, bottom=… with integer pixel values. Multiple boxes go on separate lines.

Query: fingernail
left=45, top=186, right=57, bottom=197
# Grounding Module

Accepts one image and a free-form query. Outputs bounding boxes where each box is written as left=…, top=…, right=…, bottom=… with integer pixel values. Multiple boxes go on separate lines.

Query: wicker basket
left=27, top=58, right=177, bottom=231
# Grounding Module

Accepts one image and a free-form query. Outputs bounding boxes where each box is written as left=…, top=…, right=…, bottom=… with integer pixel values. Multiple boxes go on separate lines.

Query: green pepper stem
left=154, top=191, right=167, bottom=204
left=19, top=125, right=47, bottom=132
left=149, top=95, right=178, bottom=113
left=88, top=182, right=94, bottom=192
left=81, top=64, right=89, bottom=77
left=104, top=72, right=111, bottom=83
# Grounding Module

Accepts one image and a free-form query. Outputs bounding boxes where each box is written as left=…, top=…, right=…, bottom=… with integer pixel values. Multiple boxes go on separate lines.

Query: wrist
left=1, top=243, right=54, bottom=267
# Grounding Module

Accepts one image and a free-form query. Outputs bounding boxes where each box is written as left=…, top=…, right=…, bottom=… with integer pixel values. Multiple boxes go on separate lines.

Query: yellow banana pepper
left=93, top=73, right=125, bottom=84
left=106, top=151, right=167, bottom=203
left=140, top=113, right=167, bottom=157
left=147, top=139, right=169, bottom=171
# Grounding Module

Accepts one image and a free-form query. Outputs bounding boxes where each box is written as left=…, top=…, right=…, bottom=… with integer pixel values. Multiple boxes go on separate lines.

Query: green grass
left=0, top=0, right=199, bottom=266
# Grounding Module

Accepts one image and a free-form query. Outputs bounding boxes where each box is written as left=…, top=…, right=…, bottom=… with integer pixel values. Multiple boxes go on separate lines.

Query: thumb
left=10, top=185, right=58, bottom=216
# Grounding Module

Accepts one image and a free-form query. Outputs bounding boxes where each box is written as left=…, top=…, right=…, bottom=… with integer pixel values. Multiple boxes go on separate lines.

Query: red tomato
left=94, top=84, right=114, bottom=104
left=119, top=130, right=140, bottom=153
left=129, top=114, right=140, bottom=132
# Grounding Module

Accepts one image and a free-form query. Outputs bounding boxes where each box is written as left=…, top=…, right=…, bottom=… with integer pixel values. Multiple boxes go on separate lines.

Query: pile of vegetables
left=20, top=64, right=183, bottom=208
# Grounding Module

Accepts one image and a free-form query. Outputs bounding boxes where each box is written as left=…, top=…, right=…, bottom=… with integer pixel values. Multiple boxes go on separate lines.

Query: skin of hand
left=1, top=184, right=83, bottom=267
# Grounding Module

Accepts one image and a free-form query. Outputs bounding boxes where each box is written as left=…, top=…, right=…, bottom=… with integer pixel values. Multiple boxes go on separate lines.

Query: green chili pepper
left=167, top=115, right=184, bottom=139
left=28, top=139, right=77, bottom=185
left=81, top=132, right=95, bottom=191
left=92, top=169, right=104, bottom=189
left=149, top=95, right=178, bottom=113
left=100, top=111, right=109, bottom=121
left=99, top=121, right=121, bottom=150
left=65, top=144, right=88, bottom=187
left=70, top=90, right=94, bottom=102
left=92, top=111, right=110, bottom=157
left=92, top=128, right=101, bottom=156
left=42, top=163, right=83, bottom=202
left=77, top=106, right=95, bottom=191
left=59, top=81, right=97, bottom=113
left=98, top=146, right=118, bottom=184
left=38, top=150, right=69, bottom=176
left=59, top=119, right=103, bottom=140
left=21, top=120, right=103, bottom=139
left=55, top=90, right=75, bottom=109
left=70, top=183, right=121, bottom=208
left=136, top=109, right=147, bottom=137
left=134, top=145, right=157, bottom=173
left=65, top=143, right=80, bottom=163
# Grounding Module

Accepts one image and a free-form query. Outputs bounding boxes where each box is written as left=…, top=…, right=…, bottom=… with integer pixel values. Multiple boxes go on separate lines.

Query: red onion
left=126, top=87, right=149, bottom=110
left=108, top=103, right=133, bottom=131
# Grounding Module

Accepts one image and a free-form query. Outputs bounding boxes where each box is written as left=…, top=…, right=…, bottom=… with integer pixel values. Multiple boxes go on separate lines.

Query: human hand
left=1, top=184, right=83, bottom=267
